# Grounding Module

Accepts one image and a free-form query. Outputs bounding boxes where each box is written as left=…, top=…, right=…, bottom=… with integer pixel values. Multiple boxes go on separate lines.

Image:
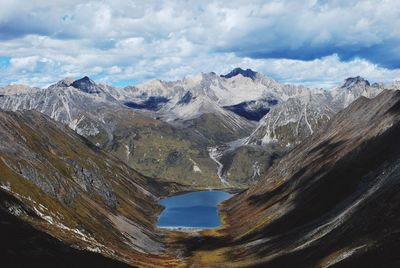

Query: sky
left=0, top=0, right=400, bottom=88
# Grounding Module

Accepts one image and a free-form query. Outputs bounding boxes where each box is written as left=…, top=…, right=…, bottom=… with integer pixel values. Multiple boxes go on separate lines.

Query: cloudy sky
left=0, top=0, right=399, bottom=88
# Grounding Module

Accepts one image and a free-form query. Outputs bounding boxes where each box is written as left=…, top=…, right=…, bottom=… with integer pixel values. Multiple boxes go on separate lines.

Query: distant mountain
left=245, top=76, right=385, bottom=147
left=0, top=79, right=119, bottom=140
left=244, top=91, right=333, bottom=147
left=0, top=84, right=41, bottom=95
left=220, top=67, right=258, bottom=80
left=102, top=70, right=315, bottom=122
left=330, top=76, right=384, bottom=110
left=0, top=76, right=253, bottom=187
left=71, top=76, right=102, bottom=94
left=1, top=70, right=400, bottom=267
left=0, top=71, right=394, bottom=185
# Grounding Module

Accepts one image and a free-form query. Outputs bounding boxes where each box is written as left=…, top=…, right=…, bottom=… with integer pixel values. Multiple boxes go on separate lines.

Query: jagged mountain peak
left=72, top=76, right=95, bottom=85
left=220, top=67, right=258, bottom=80
left=48, top=77, right=74, bottom=89
left=330, top=75, right=382, bottom=110
left=60, top=77, right=74, bottom=85
left=71, top=76, right=101, bottom=94
left=341, top=76, right=370, bottom=88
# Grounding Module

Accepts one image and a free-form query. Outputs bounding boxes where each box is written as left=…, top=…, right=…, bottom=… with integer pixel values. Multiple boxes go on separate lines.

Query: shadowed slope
left=179, top=90, right=400, bottom=267
left=0, top=189, right=134, bottom=268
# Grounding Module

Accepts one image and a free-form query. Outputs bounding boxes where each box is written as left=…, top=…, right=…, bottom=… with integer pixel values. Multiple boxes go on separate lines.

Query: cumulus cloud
left=0, top=0, right=399, bottom=87
left=10, top=56, right=39, bottom=72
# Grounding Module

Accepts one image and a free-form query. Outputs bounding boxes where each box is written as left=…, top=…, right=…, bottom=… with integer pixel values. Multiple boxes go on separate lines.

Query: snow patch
left=125, top=144, right=131, bottom=160
left=68, top=115, right=85, bottom=131
left=208, top=147, right=230, bottom=186
left=189, top=158, right=202, bottom=173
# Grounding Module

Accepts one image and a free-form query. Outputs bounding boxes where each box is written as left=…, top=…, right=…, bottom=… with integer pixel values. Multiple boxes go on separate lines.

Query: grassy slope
left=103, top=111, right=255, bottom=188
left=0, top=110, right=184, bottom=267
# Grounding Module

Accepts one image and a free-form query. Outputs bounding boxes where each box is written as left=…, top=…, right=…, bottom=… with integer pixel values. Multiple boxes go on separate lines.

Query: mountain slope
left=0, top=189, right=133, bottom=268
left=0, top=72, right=390, bottom=186
left=245, top=91, right=334, bottom=147
left=112, top=69, right=314, bottom=122
left=102, top=69, right=330, bottom=184
left=1, top=79, right=400, bottom=267
left=245, top=76, right=384, bottom=147
left=0, top=80, right=251, bottom=187
left=0, top=110, right=183, bottom=267
left=179, top=89, right=400, bottom=267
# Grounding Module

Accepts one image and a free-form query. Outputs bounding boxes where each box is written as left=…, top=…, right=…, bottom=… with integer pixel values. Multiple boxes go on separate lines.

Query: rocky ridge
left=0, top=69, right=393, bottom=185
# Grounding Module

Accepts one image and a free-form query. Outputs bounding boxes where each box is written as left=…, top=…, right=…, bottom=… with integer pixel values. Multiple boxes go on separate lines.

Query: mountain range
left=0, top=68, right=393, bottom=187
left=1, top=68, right=400, bottom=267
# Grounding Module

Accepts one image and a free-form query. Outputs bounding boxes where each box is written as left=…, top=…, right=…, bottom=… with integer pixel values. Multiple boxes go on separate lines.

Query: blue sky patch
left=0, top=56, right=11, bottom=69
left=0, top=1, right=399, bottom=87
left=111, top=80, right=137, bottom=87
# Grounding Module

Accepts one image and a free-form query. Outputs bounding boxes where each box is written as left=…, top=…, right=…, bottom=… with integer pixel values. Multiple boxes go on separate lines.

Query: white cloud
left=0, top=0, right=399, bottom=87
left=10, top=56, right=39, bottom=72
left=108, top=65, right=122, bottom=74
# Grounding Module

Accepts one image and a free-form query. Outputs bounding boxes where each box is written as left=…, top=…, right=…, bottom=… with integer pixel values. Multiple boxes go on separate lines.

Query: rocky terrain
left=1, top=74, right=400, bottom=267
left=244, top=76, right=384, bottom=147
left=0, top=69, right=391, bottom=186
left=0, top=74, right=255, bottom=187
left=175, top=89, right=400, bottom=267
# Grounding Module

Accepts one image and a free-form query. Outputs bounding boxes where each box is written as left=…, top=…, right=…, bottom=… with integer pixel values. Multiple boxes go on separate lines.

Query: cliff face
left=0, top=110, right=182, bottom=267
left=181, top=90, right=400, bottom=267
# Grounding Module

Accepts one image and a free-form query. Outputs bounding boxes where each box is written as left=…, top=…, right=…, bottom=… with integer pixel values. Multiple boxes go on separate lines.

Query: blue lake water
left=157, top=190, right=232, bottom=229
